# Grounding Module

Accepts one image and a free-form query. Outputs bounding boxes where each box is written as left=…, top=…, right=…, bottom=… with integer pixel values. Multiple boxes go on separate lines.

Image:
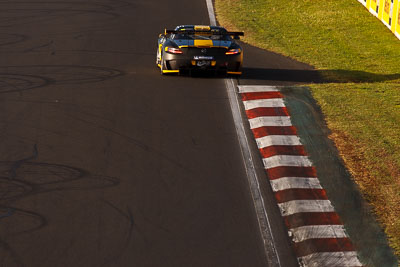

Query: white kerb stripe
left=290, top=225, right=348, bottom=243
left=278, top=200, right=335, bottom=216
left=263, top=155, right=313, bottom=169
left=249, top=116, right=292, bottom=129
left=256, top=135, right=302, bottom=149
left=238, top=85, right=280, bottom=93
left=270, top=177, right=322, bottom=192
left=243, top=99, right=285, bottom=110
left=298, top=251, right=363, bottom=266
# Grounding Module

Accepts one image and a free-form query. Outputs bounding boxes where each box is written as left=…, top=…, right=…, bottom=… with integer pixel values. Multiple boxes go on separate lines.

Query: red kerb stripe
left=260, top=145, right=307, bottom=158
left=245, top=107, right=289, bottom=118
left=241, top=92, right=283, bottom=101
left=266, top=166, right=317, bottom=180
left=283, top=212, right=343, bottom=229
left=294, top=237, right=355, bottom=257
left=252, top=126, right=298, bottom=138
left=274, top=188, right=328, bottom=203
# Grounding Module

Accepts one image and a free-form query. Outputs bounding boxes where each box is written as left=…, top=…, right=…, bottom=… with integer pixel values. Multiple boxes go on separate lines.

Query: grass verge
left=215, top=0, right=400, bottom=258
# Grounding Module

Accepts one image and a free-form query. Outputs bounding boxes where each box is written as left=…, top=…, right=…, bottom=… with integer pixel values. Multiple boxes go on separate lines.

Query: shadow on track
left=240, top=67, right=400, bottom=83
left=156, top=68, right=400, bottom=84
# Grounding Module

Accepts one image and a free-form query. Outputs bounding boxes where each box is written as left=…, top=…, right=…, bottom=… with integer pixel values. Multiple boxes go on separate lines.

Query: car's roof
left=174, top=25, right=227, bottom=33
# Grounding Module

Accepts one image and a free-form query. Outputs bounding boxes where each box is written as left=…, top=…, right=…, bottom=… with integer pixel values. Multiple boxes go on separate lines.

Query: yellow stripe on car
left=193, top=39, right=213, bottom=47
left=194, top=25, right=211, bottom=31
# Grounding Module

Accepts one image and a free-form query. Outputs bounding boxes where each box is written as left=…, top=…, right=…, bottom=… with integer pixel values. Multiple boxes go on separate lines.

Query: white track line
left=206, top=1, right=282, bottom=264
left=205, top=0, right=216, bottom=26
left=225, top=79, right=282, bottom=267
left=278, top=200, right=335, bottom=217
left=256, top=135, right=302, bottom=148
left=270, top=177, right=322, bottom=192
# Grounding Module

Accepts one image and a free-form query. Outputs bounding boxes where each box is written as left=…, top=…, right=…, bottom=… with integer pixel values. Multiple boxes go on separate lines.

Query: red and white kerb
left=238, top=85, right=363, bottom=267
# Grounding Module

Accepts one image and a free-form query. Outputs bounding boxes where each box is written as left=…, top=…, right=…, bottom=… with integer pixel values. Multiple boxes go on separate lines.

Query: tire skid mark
left=0, top=0, right=128, bottom=265
left=100, top=199, right=136, bottom=266
left=64, top=112, right=190, bottom=172
left=0, top=146, right=120, bottom=266
left=0, top=33, right=28, bottom=47
left=0, top=1, right=133, bottom=27
left=22, top=40, right=54, bottom=53
left=0, top=73, right=51, bottom=94
left=0, top=206, right=47, bottom=237
left=0, top=65, right=124, bottom=94
left=238, top=85, right=363, bottom=267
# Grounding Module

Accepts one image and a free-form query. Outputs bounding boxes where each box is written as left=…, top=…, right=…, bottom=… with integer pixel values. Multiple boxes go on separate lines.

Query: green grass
left=216, top=0, right=400, bottom=80
left=215, top=0, right=400, bottom=258
left=310, top=83, right=400, bottom=255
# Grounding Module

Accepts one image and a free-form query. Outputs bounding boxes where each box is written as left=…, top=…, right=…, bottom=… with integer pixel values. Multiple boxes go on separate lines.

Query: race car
left=156, top=25, right=244, bottom=75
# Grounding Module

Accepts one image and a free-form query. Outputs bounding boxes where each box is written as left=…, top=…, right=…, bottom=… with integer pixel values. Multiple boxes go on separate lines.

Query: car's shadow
left=240, top=67, right=400, bottom=83
left=179, top=68, right=400, bottom=84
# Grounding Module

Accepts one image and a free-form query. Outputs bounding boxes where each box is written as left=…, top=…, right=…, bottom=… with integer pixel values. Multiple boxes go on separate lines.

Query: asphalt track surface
left=0, top=0, right=321, bottom=266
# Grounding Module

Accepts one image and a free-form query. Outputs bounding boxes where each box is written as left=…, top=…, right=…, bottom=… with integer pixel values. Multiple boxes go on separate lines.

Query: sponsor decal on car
left=193, top=56, right=214, bottom=60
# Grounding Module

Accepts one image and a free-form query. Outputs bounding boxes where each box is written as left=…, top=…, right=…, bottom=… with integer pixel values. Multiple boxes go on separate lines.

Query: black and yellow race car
left=156, top=25, right=244, bottom=75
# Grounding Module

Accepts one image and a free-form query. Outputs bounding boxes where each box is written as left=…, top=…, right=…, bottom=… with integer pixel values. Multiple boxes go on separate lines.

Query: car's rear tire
left=156, top=49, right=161, bottom=66
left=160, top=59, right=165, bottom=75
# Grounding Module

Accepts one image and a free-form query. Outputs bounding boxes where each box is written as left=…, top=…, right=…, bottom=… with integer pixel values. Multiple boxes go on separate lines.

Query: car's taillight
left=225, top=48, right=241, bottom=55
left=166, top=47, right=183, bottom=54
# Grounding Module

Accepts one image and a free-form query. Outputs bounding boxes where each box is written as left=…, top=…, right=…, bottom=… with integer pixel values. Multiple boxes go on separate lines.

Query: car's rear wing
left=164, top=29, right=244, bottom=37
